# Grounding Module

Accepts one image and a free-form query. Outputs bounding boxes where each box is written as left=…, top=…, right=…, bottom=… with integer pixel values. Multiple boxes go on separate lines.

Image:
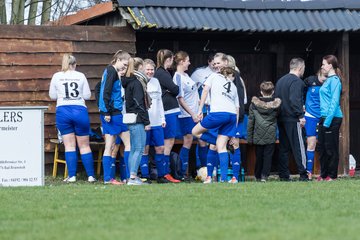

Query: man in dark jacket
left=275, top=58, right=308, bottom=181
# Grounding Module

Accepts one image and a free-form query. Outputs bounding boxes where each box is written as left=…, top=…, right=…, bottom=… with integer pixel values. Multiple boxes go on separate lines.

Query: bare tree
left=28, top=0, right=38, bottom=25
left=0, top=0, right=6, bottom=24
left=41, top=0, right=51, bottom=24
left=3, top=0, right=111, bottom=25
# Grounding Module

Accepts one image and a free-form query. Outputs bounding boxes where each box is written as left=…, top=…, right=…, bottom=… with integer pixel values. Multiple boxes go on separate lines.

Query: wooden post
left=338, top=32, right=350, bottom=175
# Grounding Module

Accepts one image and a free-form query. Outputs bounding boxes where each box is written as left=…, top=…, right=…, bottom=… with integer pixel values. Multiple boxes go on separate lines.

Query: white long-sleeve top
left=147, top=77, right=166, bottom=127
left=49, top=70, right=91, bottom=107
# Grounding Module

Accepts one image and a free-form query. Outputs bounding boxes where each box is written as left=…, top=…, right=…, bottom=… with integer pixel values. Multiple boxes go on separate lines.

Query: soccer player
left=192, top=67, right=239, bottom=183
left=154, top=49, right=181, bottom=183
left=173, top=51, right=203, bottom=180
left=190, top=53, right=215, bottom=168
left=141, top=59, right=168, bottom=184
left=303, top=70, right=326, bottom=179
left=49, top=54, right=96, bottom=183
left=98, top=50, right=131, bottom=185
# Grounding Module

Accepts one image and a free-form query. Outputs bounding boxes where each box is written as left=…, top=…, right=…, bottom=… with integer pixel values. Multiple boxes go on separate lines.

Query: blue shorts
left=101, top=114, right=128, bottom=135
left=56, top=105, right=90, bottom=136
left=164, top=112, right=179, bottom=139
left=179, top=117, right=196, bottom=136
left=305, top=116, right=320, bottom=137
left=201, top=112, right=237, bottom=137
left=146, top=126, right=165, bottom=146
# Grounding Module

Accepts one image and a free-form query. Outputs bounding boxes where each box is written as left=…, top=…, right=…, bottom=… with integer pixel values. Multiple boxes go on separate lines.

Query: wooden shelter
left=56, top=0, right=358, bottom=175
left=1, top=0, right=359, bottom=176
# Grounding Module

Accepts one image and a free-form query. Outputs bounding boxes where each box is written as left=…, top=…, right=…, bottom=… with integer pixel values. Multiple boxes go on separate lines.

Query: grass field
left=1, top=177, right=360, bottom=240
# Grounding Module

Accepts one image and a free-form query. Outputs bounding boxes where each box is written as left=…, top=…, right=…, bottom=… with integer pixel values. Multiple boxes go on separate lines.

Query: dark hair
left=323, top=55, right=343, bottom=81
left=156, top=49, right=173, bottom=69
left=260, top=81, right=274, bottom=96
left=207, top=52, right=215, bottom=63
left=174, top=51, right=189, bottom=66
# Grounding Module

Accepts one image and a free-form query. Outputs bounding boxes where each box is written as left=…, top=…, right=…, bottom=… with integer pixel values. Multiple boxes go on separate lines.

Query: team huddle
left=49, top=49, right=343, bottom=185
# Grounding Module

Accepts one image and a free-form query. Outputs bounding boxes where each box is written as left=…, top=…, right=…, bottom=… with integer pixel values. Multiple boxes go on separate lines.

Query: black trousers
left=255, top=143, right=275, bottom=179
left=318, top=117, right=342, bottom=179
left=278, top=121, right=307, bottom=179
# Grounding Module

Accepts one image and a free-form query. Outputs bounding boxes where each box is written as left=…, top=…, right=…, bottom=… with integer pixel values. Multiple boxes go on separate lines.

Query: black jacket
left=154, top=67, right=179, bottom=111
left=233, top=72, right=246, bottom=122
left=247, top=96, right=281, bottom=145
left=121, top=75, right=150, bottom=125
left=275, top=73, right=305, bottom=122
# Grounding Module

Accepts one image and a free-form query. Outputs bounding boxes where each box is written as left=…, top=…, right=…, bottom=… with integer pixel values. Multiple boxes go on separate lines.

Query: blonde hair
left=174, top=51, right=189, bottom=66
left=144, top=59, right=156, bottom=68
left=214, top=52, right=228, bottom=62
left=227, top=55, right=240, bottom=73
left=111, top=50, right=131, bottom=65
left=61, top=54, right=76, bottom=72
left=156, top=49, right=173, bottom=69
left=125, top=57, right=144, bottom=77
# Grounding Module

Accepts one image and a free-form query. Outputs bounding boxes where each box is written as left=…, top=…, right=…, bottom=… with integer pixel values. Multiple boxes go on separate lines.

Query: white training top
left=173, top=72, right=200, bottom=118
left=49, top=70, right=91, bottom=107
left=204, top=73, right=239, bottom=114
left=147, top=77, right=166, bottom=127
left=191, top=66, right=214, bottom=86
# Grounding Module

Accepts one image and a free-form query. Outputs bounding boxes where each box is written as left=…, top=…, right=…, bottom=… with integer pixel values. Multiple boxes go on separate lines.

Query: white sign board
left=0, top=106, right=47, bottom=187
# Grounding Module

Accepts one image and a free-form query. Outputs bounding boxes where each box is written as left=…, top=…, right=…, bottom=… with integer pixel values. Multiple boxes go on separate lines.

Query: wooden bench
left=50, top=139, right=105, bottom=178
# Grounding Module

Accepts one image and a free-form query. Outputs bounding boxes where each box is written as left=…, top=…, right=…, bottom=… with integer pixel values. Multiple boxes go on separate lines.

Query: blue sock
left=218, top=152, right=229, bottom=182
left=140, top=155, right=150, bottom=178
left=196, top=145, right=201, bottom=169
left=231, top=148, right=241, bottom=180
left=65, top=151, right=77, bottom=178
left=155, top=154, right=165, bottom=177
left=102, top=156, right=112, bottom=182
left=306, top=150, right=315, bottom=174
left=110, top=157, right=116, bottom=179
left=81, top=152, right=95, bottom=177
left=206, top=149, right=217, bottom=177
left=179, top=147, right=190, bottom=176
left=200, top=132, right=217, bottom=145
left=198, top=146, right=208, bottom=168
left=124, top=151, right=130, bottom=179
left=119, top=156, right=127, bottom=181
left=164, top=155, right=170, bottom=175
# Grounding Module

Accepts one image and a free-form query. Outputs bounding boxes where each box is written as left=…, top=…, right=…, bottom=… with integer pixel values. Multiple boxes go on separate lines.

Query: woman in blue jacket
left=317, top=55, right=343, bottom=181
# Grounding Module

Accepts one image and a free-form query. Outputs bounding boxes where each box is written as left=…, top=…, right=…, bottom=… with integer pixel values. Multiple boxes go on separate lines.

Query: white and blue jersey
left=98, top=65, right=123, bottom=115
left=174, top=72, right=199, bottom=118
left=191, top=66, right=214, bottom=114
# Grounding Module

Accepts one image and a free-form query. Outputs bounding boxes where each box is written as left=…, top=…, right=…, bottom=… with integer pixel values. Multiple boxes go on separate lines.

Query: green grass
left=1, top=178, right=360, bottom=240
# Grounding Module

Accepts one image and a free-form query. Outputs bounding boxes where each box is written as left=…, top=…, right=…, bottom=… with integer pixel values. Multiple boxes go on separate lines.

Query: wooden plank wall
left=0, top=25, right=136, bottom=161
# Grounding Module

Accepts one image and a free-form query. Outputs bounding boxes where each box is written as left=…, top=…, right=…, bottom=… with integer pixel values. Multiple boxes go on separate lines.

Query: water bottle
left=349, top=154, right=356, bottom=177
left=240, top=168, right=245, bottom=182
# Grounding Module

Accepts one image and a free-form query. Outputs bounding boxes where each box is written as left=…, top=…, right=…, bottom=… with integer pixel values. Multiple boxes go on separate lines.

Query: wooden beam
left=338, top=32, right=350, bottom=175
left=0, top=25, right=135, bottom=42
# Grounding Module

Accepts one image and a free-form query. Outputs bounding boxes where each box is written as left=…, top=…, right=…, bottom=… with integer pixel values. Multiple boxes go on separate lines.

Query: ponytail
left=61, top=54, right=76, bottom=72
left=125, top=57, right=135, bottom=77
left=156, top=49, right=173, bottom=69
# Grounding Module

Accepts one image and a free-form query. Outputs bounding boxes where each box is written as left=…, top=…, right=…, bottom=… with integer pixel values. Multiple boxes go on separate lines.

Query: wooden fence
left=0, top=24, right=136, bottom=162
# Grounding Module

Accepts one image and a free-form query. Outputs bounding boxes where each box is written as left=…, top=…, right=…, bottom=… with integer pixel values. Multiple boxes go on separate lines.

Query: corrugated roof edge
left=117, top=0, right=360, bottom=10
